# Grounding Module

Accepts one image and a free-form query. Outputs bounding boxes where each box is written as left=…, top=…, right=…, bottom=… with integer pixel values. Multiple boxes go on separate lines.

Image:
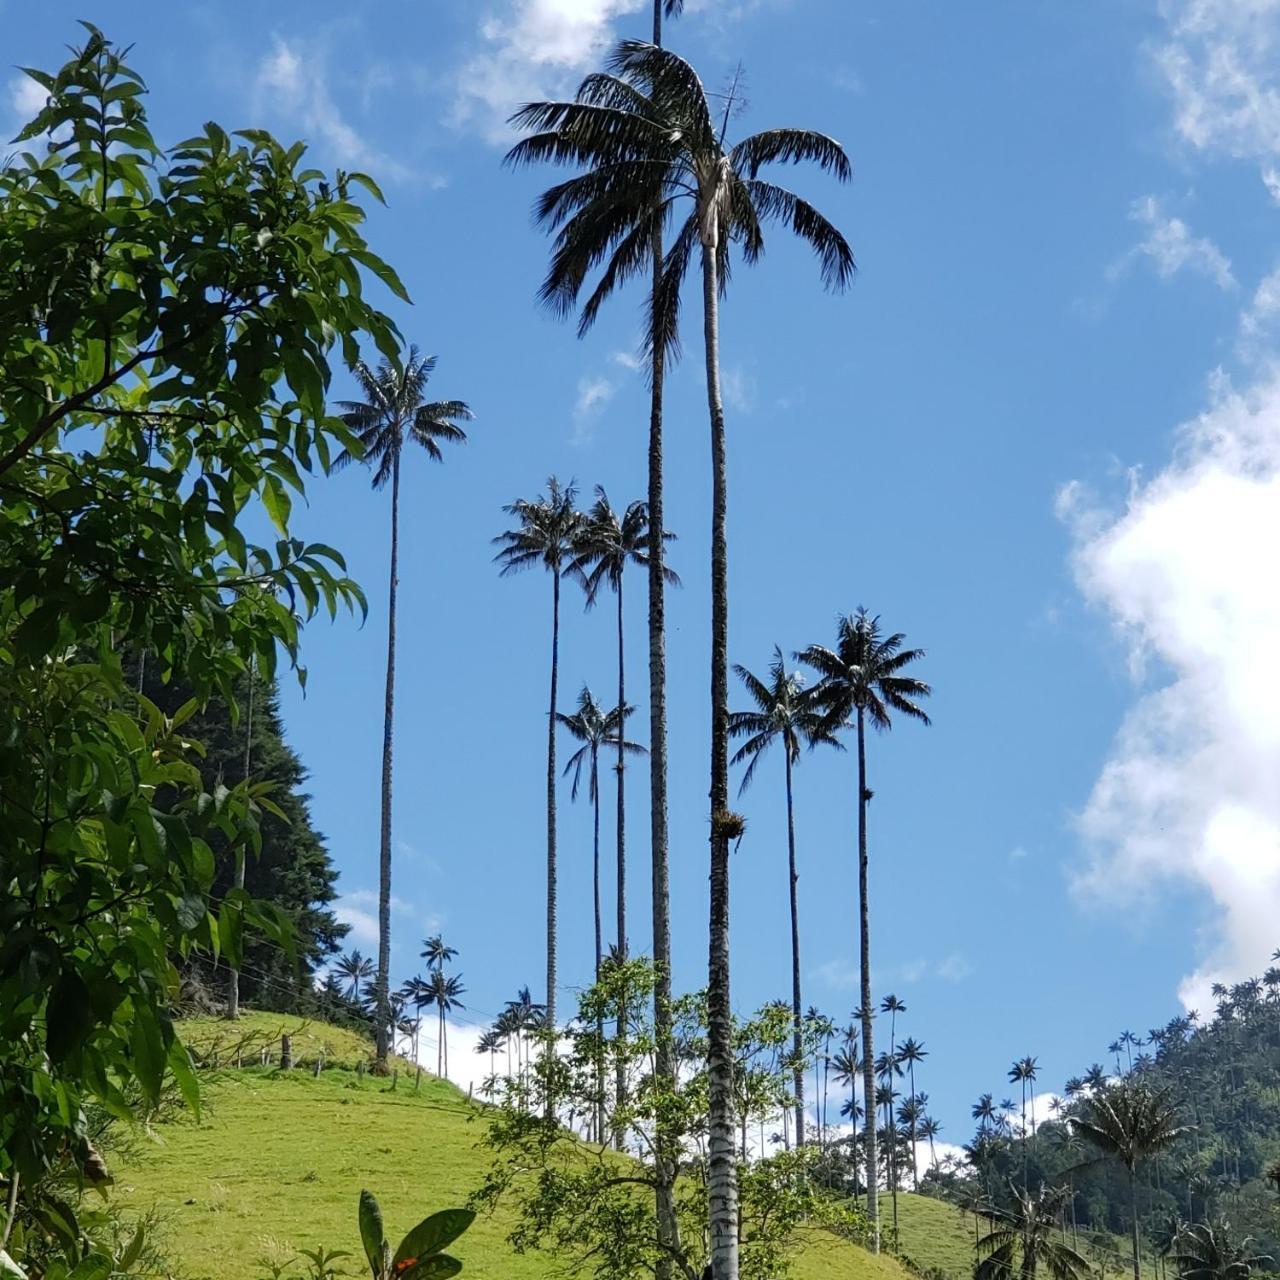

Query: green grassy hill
left=115, top=1013, right=928, bottom=1280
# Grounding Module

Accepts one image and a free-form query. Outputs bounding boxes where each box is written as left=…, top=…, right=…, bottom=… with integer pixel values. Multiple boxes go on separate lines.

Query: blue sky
left=10, top=0, right=1280, bottom=1145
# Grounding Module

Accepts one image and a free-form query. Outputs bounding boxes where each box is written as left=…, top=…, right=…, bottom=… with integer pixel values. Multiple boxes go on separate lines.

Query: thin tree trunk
left=593, top=743, right=605, bottom=1145
left=228, top=657, right=255, bottom=1019
left=374, top=453, right=400, bottom=1073
left=615, top=576, right=628, bottom=1147
left=649, top=2, right=677, bottom=1266
left=908, top=1062, right=918, bottom=1191
left=1129, top=1169, right=1142, bottom=1280
left=547, top=570, right=561, bottom=1035
left=858, top=705, right=879, bottom=1250
left=701, top=235, right=738, bottom=1280
left=785, top=751, right=805, bottom=1147
left=2, top=1172, right=18, bottom=1251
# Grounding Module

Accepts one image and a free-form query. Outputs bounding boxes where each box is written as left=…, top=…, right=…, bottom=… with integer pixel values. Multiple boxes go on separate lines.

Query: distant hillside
left=114, top=1013, right=921, bottom=1280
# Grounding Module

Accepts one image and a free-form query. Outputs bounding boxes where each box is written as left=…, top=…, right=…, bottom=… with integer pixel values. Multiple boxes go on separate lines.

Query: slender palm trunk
left=437, top=999, right=444, bottom=1077
left=546, top=569, right=561, bottom=1037
left=227, top=658, right=254, bottom=1019
left=592, top=744, right=606, bottom=1144
left=648, top=6, right=678, bottom=1270
left=701, top=234, right=738, bottom=1280
left=374, top=453, right=400, bottom=1073
left=784, top=751, right=805, bottom=1147
left=614, top=577, right=628, bottom=1147
left=1129, top=1169, right=1142, bottom=1280
left=909, top=1062, right=919, bottom=1191
left=857, top=705, right=879, bottom=1249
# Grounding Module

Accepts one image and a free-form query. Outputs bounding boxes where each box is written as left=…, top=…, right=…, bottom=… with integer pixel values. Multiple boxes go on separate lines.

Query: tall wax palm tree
left=798, top=612, right=930, bottom=1244
left=919, top=1114, right=942, bottom=1171
left=729, top=647, right=841, bottom=1148
left=898, top=1037, right=927, bottom=1190
left=558, top=684, right=645, bottom=1143
left=875, top=1049, right=905, bottom=1231
left=1010, top=1056, right=1039, bottom=1187
left=1072, top=1080, right=1191, bottom=1280
left=400, top=974, right=431, bottom=1088
left=421, top=933, right=458, bottom=974
left=336, top=349, right=473, bottom=1072
left=975, top=1185, right=1093, bottom=1280
left=833, top=1032, right=861, bottom=1154
left=494, top=477, right=587, bottom=1034
left=335, top=950, right=374, bottom=1002
left=572, top=490, right=675, bottom=1144
left=559, top=686, right=647, bottom=988
left=428, top=969, right=466, bottom=1079
left=509, top=47, right=854, bottom=1277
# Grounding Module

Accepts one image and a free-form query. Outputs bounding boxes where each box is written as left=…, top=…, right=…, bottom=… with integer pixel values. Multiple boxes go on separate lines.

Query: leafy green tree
left=1073, top=1081, right=1190, bottom=1280
left=0, top=25, right=400, bottom=1238
left=798, top=612, right=930, bottom=1242
left=474, top=960, right=869, bottom=1280
left=336, top=349, right=472, bottom=1073
left=493, top=478, right=586, bottom=1035
left=975, top=1185, right=1093, bottom=1280
left=729, top=647, right=839, bottom=1148
left=135, top=664, right=349, bottom=1012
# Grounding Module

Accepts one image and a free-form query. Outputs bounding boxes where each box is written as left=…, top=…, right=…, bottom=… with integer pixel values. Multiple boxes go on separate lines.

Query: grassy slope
left=116, top=1014, right=918, bottom=1280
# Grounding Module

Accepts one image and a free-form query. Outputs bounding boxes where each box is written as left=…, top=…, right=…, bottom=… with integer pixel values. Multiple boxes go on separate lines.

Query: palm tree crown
left=335, top=347, right=474, bottom=483
left=493, top=476, right=587, bottom=580
left=729, top=646, right=841, bottom=794
left=571, top=487, right=678, bottom=604
left=557, top=686, right=647, bottom=802
left=505, top=39, right=854, bottom=364
left=798, top=609, right=932, bottom=734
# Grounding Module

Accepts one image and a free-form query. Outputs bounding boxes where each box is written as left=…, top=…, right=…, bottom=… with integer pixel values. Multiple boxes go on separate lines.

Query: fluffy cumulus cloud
left=1062, top=369, right=1280, bottom=1013
left=1111, top=196, right=1236, bottom=290
left=1155, top=0, right=1280, bottom=163
left=452, top=0, right=648, bottom=141
left=333, top=889, right=427, bottom=947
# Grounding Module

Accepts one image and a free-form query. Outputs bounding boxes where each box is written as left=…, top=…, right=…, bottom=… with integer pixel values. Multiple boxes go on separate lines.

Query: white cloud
left=1063, top=367, right=1280, bottom=1012
left=611, top=349, right=643, bottom=371
left=334, top=900, right=379, bottom=947
left=721, top=364, right=757, bottom=413
left=572, top=373, right=617, bottom=444
left=937, top=952, right=973, bottom=983
left=253, top=37, right=412, bottom=183
left=1239, top=265, right=1280, bottom=355
left=1110, top=195, right=1236, bottom=290
left=811, top=958, right=857, bottom=991
left=1155, top=0, right=1280, bottom=163
left=7, top=74, right=45, bottom=129
left=1009, top=845, right=1029, bottom=862
left=452, top=0, right=647, bottom=142
left=334, top=889, right=426, bottom=946
left=1264, top=167, right=1280, bottom=203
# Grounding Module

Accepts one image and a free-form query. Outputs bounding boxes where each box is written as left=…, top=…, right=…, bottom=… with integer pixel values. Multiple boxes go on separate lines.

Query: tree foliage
left=0, top=23, right=403, bottom=1209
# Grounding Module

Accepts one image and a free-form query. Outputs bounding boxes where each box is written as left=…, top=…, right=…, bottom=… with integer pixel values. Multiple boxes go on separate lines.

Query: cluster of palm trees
left=475, top=986, right=547, bottom=1101
left=333, top=1, right=939, bottom=1272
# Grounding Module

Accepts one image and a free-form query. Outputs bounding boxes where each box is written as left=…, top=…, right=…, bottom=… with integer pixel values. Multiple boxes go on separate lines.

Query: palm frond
left=745, top=178, right=856, bottom=290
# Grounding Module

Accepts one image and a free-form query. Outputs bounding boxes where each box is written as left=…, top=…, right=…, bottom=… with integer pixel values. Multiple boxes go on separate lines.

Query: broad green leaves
left=0, top=22, right=402, bottom=1208
left=357, top=1192, right=473, bottom=1280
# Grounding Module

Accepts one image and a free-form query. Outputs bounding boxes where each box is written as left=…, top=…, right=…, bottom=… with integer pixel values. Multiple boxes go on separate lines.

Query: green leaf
left=358, top=1190, right=386, bottom=1278
left=46, top=970, right=95, bottom=1064
left=392, top=1210, right=475, bottom=1268
left=167, top=1036, right=201, bottom=1120
left=399, top=1258, right=462, bottom=1280
left=129, top=1002, right=165, bottom=1104
left=262, top=475, right=292, bottom=536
